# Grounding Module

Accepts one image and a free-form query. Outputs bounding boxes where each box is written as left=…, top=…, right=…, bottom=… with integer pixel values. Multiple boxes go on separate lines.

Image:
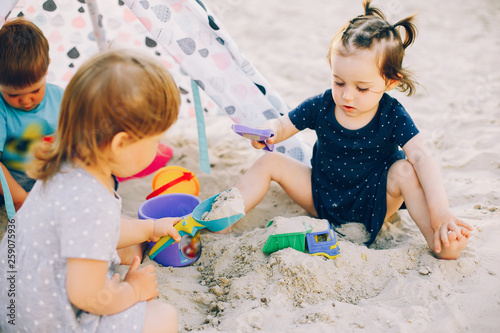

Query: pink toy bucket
left=138, top=193, right=202, bottom=267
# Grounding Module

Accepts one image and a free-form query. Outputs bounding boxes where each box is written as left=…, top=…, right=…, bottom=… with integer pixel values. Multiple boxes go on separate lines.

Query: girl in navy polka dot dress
left=235, top=0, right=473, bottom=260
left=0, top=49, right=181, bottom=332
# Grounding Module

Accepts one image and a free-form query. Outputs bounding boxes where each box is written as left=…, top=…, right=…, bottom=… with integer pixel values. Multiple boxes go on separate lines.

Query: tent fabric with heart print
left=0, top=0, right=312, bottom=164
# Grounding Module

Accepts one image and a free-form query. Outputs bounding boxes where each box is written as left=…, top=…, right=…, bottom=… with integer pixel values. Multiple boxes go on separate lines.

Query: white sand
left=201, top=188, right=245, bottom=221
left=119, top=1, right=500, bottom=331
left=268, top=216, right=330, bottom=235
left=2, top=0, right=499, bottom=332
left=269, top=216, right=312, bottom=235
left=116, top=1, right=500, bottom=331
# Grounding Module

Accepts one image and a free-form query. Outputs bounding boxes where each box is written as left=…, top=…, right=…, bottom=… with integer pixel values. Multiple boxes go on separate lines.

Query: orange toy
left=146, top=166, right=200, bottom=200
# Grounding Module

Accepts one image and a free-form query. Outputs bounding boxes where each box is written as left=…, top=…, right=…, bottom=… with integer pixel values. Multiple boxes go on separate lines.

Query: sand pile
left=202, top=188, right=245, bottom=221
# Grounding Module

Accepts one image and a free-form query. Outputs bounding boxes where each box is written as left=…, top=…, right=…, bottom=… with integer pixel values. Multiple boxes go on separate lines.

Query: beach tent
left=0, top=0, right=220, bottom=118
left=0, top=0, right=312, bottom=168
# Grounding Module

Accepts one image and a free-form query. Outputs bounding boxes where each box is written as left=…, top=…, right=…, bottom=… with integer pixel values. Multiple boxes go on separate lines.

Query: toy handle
left=231, top=124, right=275, bottom=151
left=262, top=139, right=274, bottom=152
left=149, top=215, right=201, bottom=260
left=145, top=171, right=195, bottom=200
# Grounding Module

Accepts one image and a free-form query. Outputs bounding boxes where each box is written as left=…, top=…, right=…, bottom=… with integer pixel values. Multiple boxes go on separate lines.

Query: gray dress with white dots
left=0, top=166, right=145, bottom=332
left=289, top=90, right=419, bottom=244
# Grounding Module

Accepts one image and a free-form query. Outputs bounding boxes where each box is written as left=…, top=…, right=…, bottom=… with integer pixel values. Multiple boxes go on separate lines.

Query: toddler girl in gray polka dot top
left=0, top=48, right=182, bottom=333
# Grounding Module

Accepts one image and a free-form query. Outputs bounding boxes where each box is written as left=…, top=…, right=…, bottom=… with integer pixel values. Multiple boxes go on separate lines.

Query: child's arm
left=66, top=256, right=157, bottom=315
left=402, top=134, right=473, bottom=252
left=117, top=216, right=182, bottom=249
left=251, top=115, right=300, bottom=150
left=0, top=160, right=28, bottom=210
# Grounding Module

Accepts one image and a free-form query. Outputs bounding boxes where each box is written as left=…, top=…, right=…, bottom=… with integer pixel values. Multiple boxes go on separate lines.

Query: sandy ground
left=1, top=0, right=499, bottom=332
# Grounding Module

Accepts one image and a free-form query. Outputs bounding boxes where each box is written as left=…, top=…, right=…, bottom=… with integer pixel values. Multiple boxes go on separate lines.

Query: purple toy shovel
left=231, top=124, right=274, bottom=151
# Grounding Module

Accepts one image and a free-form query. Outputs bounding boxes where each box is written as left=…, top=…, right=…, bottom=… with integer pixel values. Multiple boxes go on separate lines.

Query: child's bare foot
left=434, top=229, right=471, bottom=260
left=447, top=228, right=471, bottom=241
left=117, top=242, right=147, bottom=265
left=447, top=230, right=458, bottom=242
left=460, top=227, right=471, bottom=238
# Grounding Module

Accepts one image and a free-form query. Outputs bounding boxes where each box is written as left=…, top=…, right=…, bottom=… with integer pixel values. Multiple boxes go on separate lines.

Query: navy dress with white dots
left=289, top=90, right=419, bottom=244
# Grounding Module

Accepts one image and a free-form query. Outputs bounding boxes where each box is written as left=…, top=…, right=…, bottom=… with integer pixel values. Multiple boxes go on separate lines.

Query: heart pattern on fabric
left=152, top=5, right=171, bottom=22
left=3, top=0, right=310, bottom=162
left=177, top=37, right=196, bottom=55
left=42, top=0, right=57, bottom=12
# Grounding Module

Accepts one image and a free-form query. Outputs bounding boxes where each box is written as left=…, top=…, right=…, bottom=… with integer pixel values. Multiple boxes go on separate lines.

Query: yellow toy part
left=148, top=166, right=200, bottom=199
left=149, top=215, right=204, bottom=258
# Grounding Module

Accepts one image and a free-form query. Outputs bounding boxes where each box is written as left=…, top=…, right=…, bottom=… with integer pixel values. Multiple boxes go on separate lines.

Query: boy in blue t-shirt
left=0, top=18, right=63, bottom=210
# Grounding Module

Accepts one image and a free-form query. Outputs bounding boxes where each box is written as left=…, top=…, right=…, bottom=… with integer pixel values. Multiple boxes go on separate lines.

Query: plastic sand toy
left=262, top=219, right=312, bottom=254
left=231, top=124, right=275, bottom=151
left=147, top=166, right=200, bottom=200
left=306, top=224, right=340, bottom=259
left=116, top=143, right=173, bottom=182
left=138, top=193, right=202, bottom=266
left=263, top=218, right=339, bottom=259
left=147, top=191, right=245, bottom=261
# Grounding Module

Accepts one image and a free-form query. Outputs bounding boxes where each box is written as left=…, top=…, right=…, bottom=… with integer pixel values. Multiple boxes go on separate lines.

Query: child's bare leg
left=118, top=243, right=147, bottom=265
left=386, top=160, right=469, bottom=260
left=142, top=299, right=177, bottom=333
left=236, top=152, right=317, bottom=215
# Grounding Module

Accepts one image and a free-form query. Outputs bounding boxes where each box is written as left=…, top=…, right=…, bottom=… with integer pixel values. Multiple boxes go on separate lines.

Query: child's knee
left=159, top=303, right=178, bottom=333
left=389, top=159, right=419, bottom=188
left=161, top=303, right=178, bottom=325
left=144, top=300, right=178, bottom=333
left=256, top=151, right=296, bottom=171
left=256, top=151, right=280, bottom=166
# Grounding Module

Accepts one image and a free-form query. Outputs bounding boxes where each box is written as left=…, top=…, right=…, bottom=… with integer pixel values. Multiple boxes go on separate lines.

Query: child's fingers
left=171, top=217, right=182, bottom=226
left=433, top=230, right=442, bottom=253
left=128, top=255, right=141, bottom=272
left=152, top=218, right=182, bottom=242
left=126, top=266, right=158, bottom=301
left=141, top=264, right=156, bottom=274
left=111, top=273, right=121, bottom=283
left=156, top=217, right=181, bottom=226
left=456, top=218, right=474, bottom=231
left=447, top=223, right=463, bottom=241
left=251, top=140, right=266, bottom=149
left=447, top=230, right=458, bottom=241
left=440, top=227, right=450, bottom=248
left=149, top=288, right=160, bottom=300
left=164, top=224, right=181, bottom=242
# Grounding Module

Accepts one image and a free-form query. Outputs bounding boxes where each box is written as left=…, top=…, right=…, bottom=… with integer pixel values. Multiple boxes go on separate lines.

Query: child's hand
left=250, top=121, right=276, bottom=150
left=150, top=217, right=182, bottom=243
left=13, top=193, right=27, bottom=211
left=250, top=136, right=275, bottom=150
left=124, top=256, right=159, bottom=302
left=12, top=188, right=28, bottom=211
left=248, top=116, right=298, bottom=150
left=431, top=209, right=474, bottom=253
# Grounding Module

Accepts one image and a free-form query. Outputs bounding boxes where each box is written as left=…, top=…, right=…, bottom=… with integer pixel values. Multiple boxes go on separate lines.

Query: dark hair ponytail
left=394, top=16, right=417, bottom=49
left=363, top=0, right=385, bottom=20
left=327, top=0, right=419, bottom=96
